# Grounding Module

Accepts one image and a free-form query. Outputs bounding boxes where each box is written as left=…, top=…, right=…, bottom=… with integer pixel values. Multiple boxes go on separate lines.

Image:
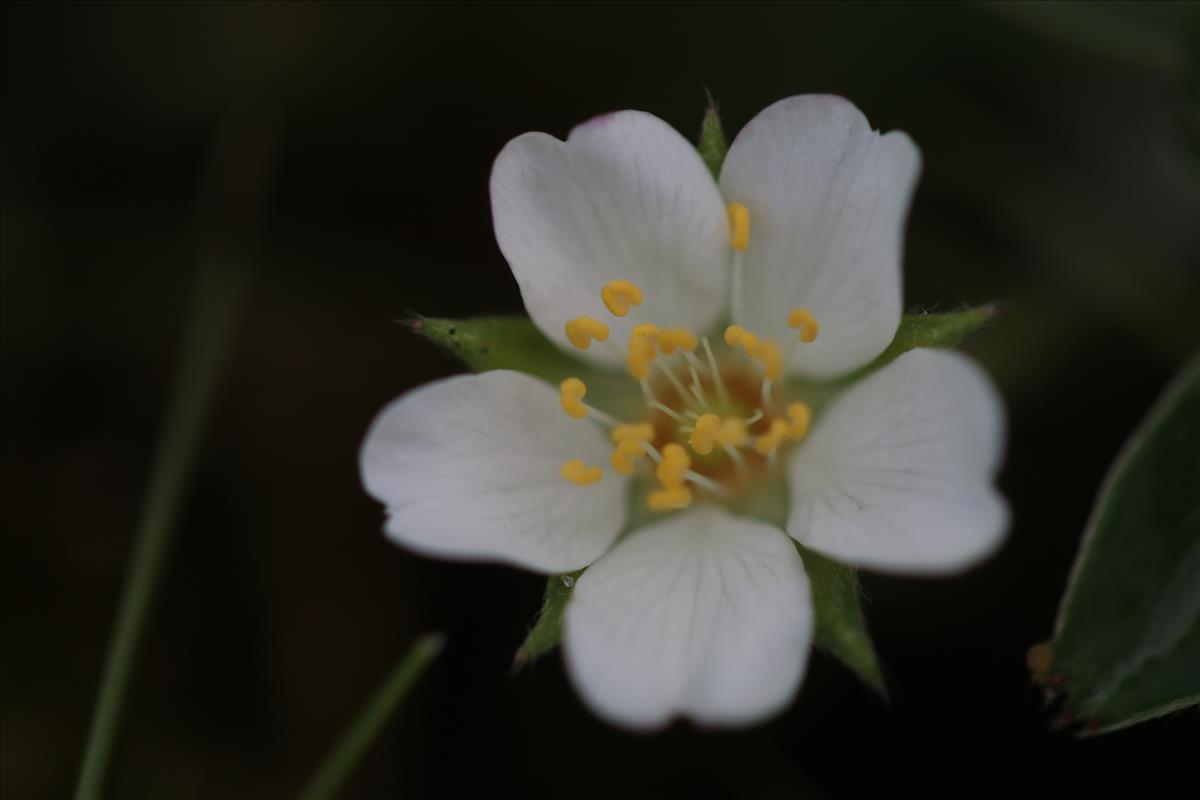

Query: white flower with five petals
left=360, top=96, right=1008, bottom=730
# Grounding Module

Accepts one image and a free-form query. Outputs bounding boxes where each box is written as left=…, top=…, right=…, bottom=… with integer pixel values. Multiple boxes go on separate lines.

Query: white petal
left=564, top=506, right=812, bottom=730
left=491, top=111, right=729, bottom=365
left=359, top=370, right=627, bottom=573
left=719, top=95, right=921, bottom=378
left=787, top=348, right=1008, bottom=573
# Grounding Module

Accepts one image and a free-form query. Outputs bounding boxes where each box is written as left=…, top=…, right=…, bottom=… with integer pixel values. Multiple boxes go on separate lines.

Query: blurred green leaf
left=697, top=100, right=728, bottom=179
left=414, top=316, right=642, bottom=418
left=1040, top=354, right=1200, bottom=734
left=799, top=545, right=886, bottom=695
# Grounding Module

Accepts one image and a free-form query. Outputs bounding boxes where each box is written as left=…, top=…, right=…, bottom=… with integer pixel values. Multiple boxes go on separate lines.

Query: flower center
left=557, top=203, right=820, bottom=513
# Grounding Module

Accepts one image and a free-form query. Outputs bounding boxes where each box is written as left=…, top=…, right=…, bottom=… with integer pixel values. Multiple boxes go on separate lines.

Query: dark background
left=3, top=2, right=1199, bottom=798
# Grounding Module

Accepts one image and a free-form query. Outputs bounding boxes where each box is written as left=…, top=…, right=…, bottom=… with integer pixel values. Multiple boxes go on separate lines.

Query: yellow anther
left=657, top=443, right=691, bottom=487
left=739, top=331, right=761, bottom=354
left=600, top=280, right=644, bottom=317
left=657, top=328, right=698, bottom=355
left=611, top=422, right=655, bottom=444
left=787, top=307, right=820, bottom=343
left=688, top=413, right=721, bottom=455
left=559, top=377, right=588, bottom=419
left=785, top=402, right=811, bottom=440
left=759, top=340, right=783, bottom=381
left=565, top=317, right=610, bottom=350
left=627, top=336, right=656, bottom=379
left=717, top=417, right=748, bottom=447
left=724, top=325, right=745, bottom=347
left=754, top=419, right=790, bottom=456
left=662, top=442, right=690, bottom=464
left=727, top=202, right=750, bottom=252
left=648, top=485, right=693, bottom=511
left=610, top=439, right=646, bottom=475
left=561, top=459, right=602, bottom=486
left=631, top=323, right=661, bottom=341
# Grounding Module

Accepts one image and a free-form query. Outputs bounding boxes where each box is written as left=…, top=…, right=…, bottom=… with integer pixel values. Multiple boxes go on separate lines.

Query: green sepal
left=784, top=305, right=998, bottom=417
left=798, top=545, right=887, bottom=695
left=413, top=316, right=642, bottom=419
left=513, top=570, right=582, bottom=671
left=833, top=305, right=997, bottom=386
left=1038, top=354, right=1200, bottom=735
left=731, top=473, right=887, bottom=697
left=512, top=476, right=886, bottom=696
left=697, top=101, right=728, bottom=179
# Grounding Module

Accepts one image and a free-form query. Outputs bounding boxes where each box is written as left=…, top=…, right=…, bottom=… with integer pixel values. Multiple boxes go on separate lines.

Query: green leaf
left=1037, top=354, right=1200, bottom=734
left=798, top=545, right=886, bottom=695
left=513, top=571, right=581, bottom=670
left=697, top=100, right=727, bottom=179
left=413, top=316, right=642, bottom=418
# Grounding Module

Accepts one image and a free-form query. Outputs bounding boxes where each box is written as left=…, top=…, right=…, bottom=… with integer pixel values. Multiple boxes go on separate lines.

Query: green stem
left=299, top=633, right=447, bottom=800
left=73, top=257, right=245, bottom=800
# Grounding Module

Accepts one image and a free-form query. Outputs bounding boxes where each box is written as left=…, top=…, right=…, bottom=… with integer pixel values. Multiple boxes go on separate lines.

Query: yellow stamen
left=717, top=417, right=748, bottom=447
left=600, top=280, right=644, bottom=317
left=648, top=484, right=696, bottom=510
left=787, top=307, right=820, bottom=343
left=631, top=323, right=661, bottom=342
left=656, top=443, right=691, bottom=488
left=558, top=377, right=588, bottom=419
left=657, top=328, right=698, bottom=355
left=688, top=413, right=721, bottom=455
left=786, top=402, right=811, bottom=440
left=758, top=340, right=783, bottom=380
left=739, top=330, right=760, bottom=354
left=754, top=419, right=790, bottom=456
left=627, top=336, right=656, bottom=379
left=727, top=202, right=750, bottom=252
left=611, top=422, right=655, bottom=444
left=564, top=317, right=610, bottom=350
left=648, top=485, right=692, bottom=511
left=561, top=459, right=602, bottom=486
left=610, top=439, right=646, bottom=475
left=724, top=324, right=744, bottom=347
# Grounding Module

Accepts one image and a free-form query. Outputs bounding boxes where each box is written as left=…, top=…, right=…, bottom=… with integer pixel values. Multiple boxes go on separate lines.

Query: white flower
left=360, top=96, right=1008, bottom=730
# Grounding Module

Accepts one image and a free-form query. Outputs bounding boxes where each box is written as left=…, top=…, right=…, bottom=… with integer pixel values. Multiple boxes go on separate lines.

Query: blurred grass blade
left=1034, top=354, right=1200, bottom=734
left=74, top=257, right=246, bottom=800
left=299, top=634, right=446, bottom=800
